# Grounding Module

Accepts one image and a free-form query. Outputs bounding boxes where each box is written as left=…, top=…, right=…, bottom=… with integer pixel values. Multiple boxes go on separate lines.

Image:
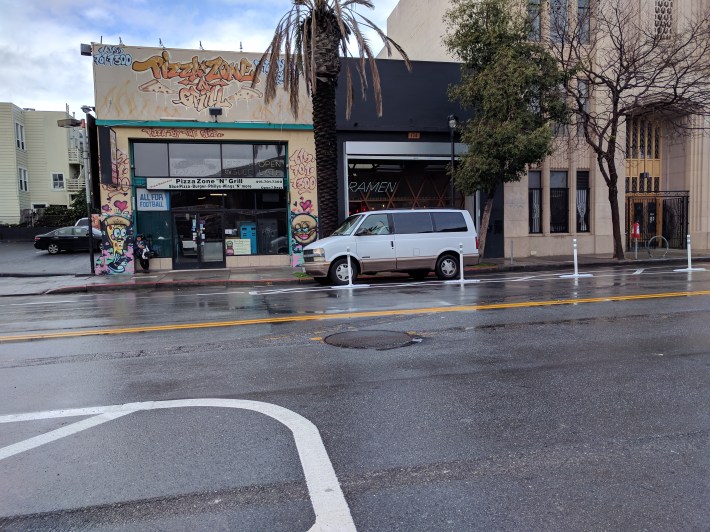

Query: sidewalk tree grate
left=324, top=330, right=421, bottom=350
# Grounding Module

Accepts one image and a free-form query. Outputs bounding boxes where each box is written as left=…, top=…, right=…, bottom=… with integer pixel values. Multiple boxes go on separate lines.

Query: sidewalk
left=1, top=249, right=708, bottom=297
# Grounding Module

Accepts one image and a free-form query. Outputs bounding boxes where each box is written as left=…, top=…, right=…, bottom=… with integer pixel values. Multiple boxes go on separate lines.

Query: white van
left=303, top=209, right=479, bottom=285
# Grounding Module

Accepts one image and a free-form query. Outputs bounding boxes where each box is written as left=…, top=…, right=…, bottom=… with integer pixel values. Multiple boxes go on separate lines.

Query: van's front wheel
left=329, top=257, right=358, bottom=285
left=435, top=254, right=459, bottom=280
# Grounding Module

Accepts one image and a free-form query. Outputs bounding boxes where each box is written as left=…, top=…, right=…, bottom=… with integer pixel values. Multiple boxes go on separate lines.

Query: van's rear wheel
left=435, top=254, right=459, bottom=280
left=329, top=257, right=358, bottom=286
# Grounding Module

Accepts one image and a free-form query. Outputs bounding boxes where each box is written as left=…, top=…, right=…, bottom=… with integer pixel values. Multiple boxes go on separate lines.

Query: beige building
left=379, top=0, right=710, bottom=256
left=0, top=103, right=86, bottom=225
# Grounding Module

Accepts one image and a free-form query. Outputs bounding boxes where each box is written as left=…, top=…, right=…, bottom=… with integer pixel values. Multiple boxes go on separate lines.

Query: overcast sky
left=0, top=0, right=399, bottom=117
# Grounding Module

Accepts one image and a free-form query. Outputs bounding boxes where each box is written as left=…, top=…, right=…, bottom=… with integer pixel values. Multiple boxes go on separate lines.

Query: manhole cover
left=324, top=330, right=420, bottom=350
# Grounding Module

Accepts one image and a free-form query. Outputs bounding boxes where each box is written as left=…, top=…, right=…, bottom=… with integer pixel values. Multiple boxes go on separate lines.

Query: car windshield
left=331, top=214, right=364, bottom=236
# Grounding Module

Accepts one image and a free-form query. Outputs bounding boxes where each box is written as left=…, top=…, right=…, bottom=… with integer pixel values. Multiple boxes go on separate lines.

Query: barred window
left=550, top=0, right=568, bottom=42
left=550, top=170, right=569, bottom=233
left=528, top=0, right=542, bottom=41
left=578, top=0, right=590, bottom=44
left=528, top=170, right=542, bottom=234
left=576, top=171, right=590, bottom=232
left=655, top=0, right=673, bottom=38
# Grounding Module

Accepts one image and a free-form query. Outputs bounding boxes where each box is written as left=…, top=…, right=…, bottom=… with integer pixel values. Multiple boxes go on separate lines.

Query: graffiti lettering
left=133, top=52, right=258, bottom=83
left=253, top=59, right=285, bottom=86
left=289, top=148, right=316, bottom=179
left=94, top=46, right=133, bottom=67
left=140, top=128, right=224, bottom=139
left=199, top=129, right=225, bottom=138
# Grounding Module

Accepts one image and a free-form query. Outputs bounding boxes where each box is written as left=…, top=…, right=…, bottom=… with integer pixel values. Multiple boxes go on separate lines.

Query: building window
left=52, top=172, right=65, bottom=190
left=528, top=0, right=542, bottom=41
left=577, top=0, right=590, bottom=44
left=577, top=79, right=589, bottom=136
left=655, top=0, right=673, bottom=38
left=18, top=168, right=28, bottom=192
left=15, top=122, right=25, bottom=150
left=528, top=170, right=542, bottom=234
left=576, top=170, right=590, bottom=232
left=550, top=0, right=568, bottom=42
left=550, top=170, right=569, bottom=233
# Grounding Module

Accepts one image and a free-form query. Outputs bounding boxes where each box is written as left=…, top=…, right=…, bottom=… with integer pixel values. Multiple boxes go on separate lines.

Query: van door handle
left=390, top=240, right=394, bottom=248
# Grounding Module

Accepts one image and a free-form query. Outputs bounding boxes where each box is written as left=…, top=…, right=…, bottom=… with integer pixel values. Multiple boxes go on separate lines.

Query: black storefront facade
left=335, top=59, right=504, bottom=258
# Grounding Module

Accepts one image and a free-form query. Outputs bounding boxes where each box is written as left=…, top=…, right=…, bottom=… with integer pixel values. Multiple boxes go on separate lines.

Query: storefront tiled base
left=146, top=255, right=292, bottom=271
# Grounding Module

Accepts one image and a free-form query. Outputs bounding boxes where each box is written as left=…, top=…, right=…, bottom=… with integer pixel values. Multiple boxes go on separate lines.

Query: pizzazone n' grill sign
left=146, top=177, right=284, bottom=190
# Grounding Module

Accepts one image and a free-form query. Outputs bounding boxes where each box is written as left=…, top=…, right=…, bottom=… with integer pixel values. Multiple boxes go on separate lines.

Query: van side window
left=432, top=212, right=468, bottom=232
left=357, top=213, right=392, bottom=235
left=392, top=212, right=434, bottom=234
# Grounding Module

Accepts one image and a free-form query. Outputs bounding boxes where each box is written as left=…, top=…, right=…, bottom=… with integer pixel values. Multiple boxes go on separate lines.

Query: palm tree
left=255, top=0, right=410, bottom=238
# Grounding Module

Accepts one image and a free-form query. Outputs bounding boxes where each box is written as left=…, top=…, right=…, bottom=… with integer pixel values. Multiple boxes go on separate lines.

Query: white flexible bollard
left=446, top=242, right=479, bottom=284
left=459, top=243, right=465, bottom=282
left=346, top=247, right=354, bottom=287
left=674, top=234, right=706, bottom=272
left=334, top=246, right=369, bottom=289
left=560, top=238, right=593, bottom=278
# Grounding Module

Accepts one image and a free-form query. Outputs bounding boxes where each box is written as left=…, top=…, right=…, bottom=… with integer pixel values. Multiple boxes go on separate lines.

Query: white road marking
left=8, top=300, right=78, bottom=306
left=0, top=399, right=356, bottom=532
left=195, top=291, right=245, bottom=296
left=633, top=269, right=645, bottom=275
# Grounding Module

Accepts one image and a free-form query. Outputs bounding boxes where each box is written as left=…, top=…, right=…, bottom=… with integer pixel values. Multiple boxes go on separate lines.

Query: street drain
left=324, top=330, right=421, bottom=350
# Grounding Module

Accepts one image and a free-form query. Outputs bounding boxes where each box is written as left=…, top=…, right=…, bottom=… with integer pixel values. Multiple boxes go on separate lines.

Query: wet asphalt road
left=0, top=265, right=709, bottom=531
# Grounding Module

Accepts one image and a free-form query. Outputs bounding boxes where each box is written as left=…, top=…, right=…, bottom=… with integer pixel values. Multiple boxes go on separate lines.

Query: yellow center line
left=2, top=289, right=710, bottom=343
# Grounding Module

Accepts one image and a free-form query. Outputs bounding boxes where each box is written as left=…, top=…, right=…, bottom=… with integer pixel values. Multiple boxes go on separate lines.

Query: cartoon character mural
left=289, top=148, right=318, bottom=266
left=95, top=147, right=134, bottom=275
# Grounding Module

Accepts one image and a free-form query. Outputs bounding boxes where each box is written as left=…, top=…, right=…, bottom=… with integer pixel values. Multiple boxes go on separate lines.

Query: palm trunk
left=312, top=79, right=339, bottom=239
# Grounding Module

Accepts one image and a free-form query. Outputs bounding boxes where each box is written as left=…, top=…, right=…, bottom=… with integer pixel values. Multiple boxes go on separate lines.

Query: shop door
left=173, top=212, right=225, bottom=269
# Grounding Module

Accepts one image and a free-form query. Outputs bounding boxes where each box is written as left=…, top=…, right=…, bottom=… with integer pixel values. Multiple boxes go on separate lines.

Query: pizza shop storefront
left=131, top=139, right=294, bottom=271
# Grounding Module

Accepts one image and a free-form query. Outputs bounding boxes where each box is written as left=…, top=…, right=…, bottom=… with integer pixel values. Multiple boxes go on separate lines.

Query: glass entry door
left=173, top=211, right=225, bottom=269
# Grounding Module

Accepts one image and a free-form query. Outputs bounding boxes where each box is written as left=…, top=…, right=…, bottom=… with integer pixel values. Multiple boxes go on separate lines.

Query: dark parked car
left=34, top=226, right=102, bottom=254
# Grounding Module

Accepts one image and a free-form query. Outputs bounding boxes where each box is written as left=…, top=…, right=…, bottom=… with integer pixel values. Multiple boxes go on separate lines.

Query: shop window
left=222, top=144, right=255, bottom=177
left=254, top=144, right=286, bottom=177
left=528, top=170, right=542, bottom=234
left=550, top=170, right=569, bottom=233
left=134, top=143, right=169, bottom=176
left=169, top=143, right=221, bottom=177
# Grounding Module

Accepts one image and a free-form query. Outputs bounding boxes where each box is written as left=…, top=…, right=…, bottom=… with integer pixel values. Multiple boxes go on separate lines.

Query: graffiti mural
left=130, top=50, right=284, bottom=113
left=96, top=147, right=134, bottom=275
left=93, top=45, right=310, bottom=124
left=289, top=148, right=318, bottom=266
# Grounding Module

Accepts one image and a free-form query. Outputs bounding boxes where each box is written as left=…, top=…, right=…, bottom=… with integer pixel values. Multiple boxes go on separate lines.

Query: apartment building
left=378, top=0, right=710, bottom=256
left=0, top=103, right=86, bottom=225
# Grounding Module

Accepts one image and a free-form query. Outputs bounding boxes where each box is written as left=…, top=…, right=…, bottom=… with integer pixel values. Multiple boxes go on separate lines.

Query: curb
left=3, top=255, right=708, bottom=297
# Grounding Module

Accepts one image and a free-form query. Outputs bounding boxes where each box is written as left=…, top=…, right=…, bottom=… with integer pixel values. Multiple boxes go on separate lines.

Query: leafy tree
left=36, top=195, right=90, bottom=227
left=255, top=0, right=410, bottom=238
left=547, top=0, right=710, bottom=259
left=444, top=0, right=568, bottom=259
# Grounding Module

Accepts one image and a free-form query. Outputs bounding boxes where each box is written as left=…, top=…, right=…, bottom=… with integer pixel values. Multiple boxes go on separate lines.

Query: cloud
left=0, top=0, right=398, bottom=115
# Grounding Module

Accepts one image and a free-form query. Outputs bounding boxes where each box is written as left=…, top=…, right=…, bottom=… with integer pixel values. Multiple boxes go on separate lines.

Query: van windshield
left=331, top=214, right=364, bottom=236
